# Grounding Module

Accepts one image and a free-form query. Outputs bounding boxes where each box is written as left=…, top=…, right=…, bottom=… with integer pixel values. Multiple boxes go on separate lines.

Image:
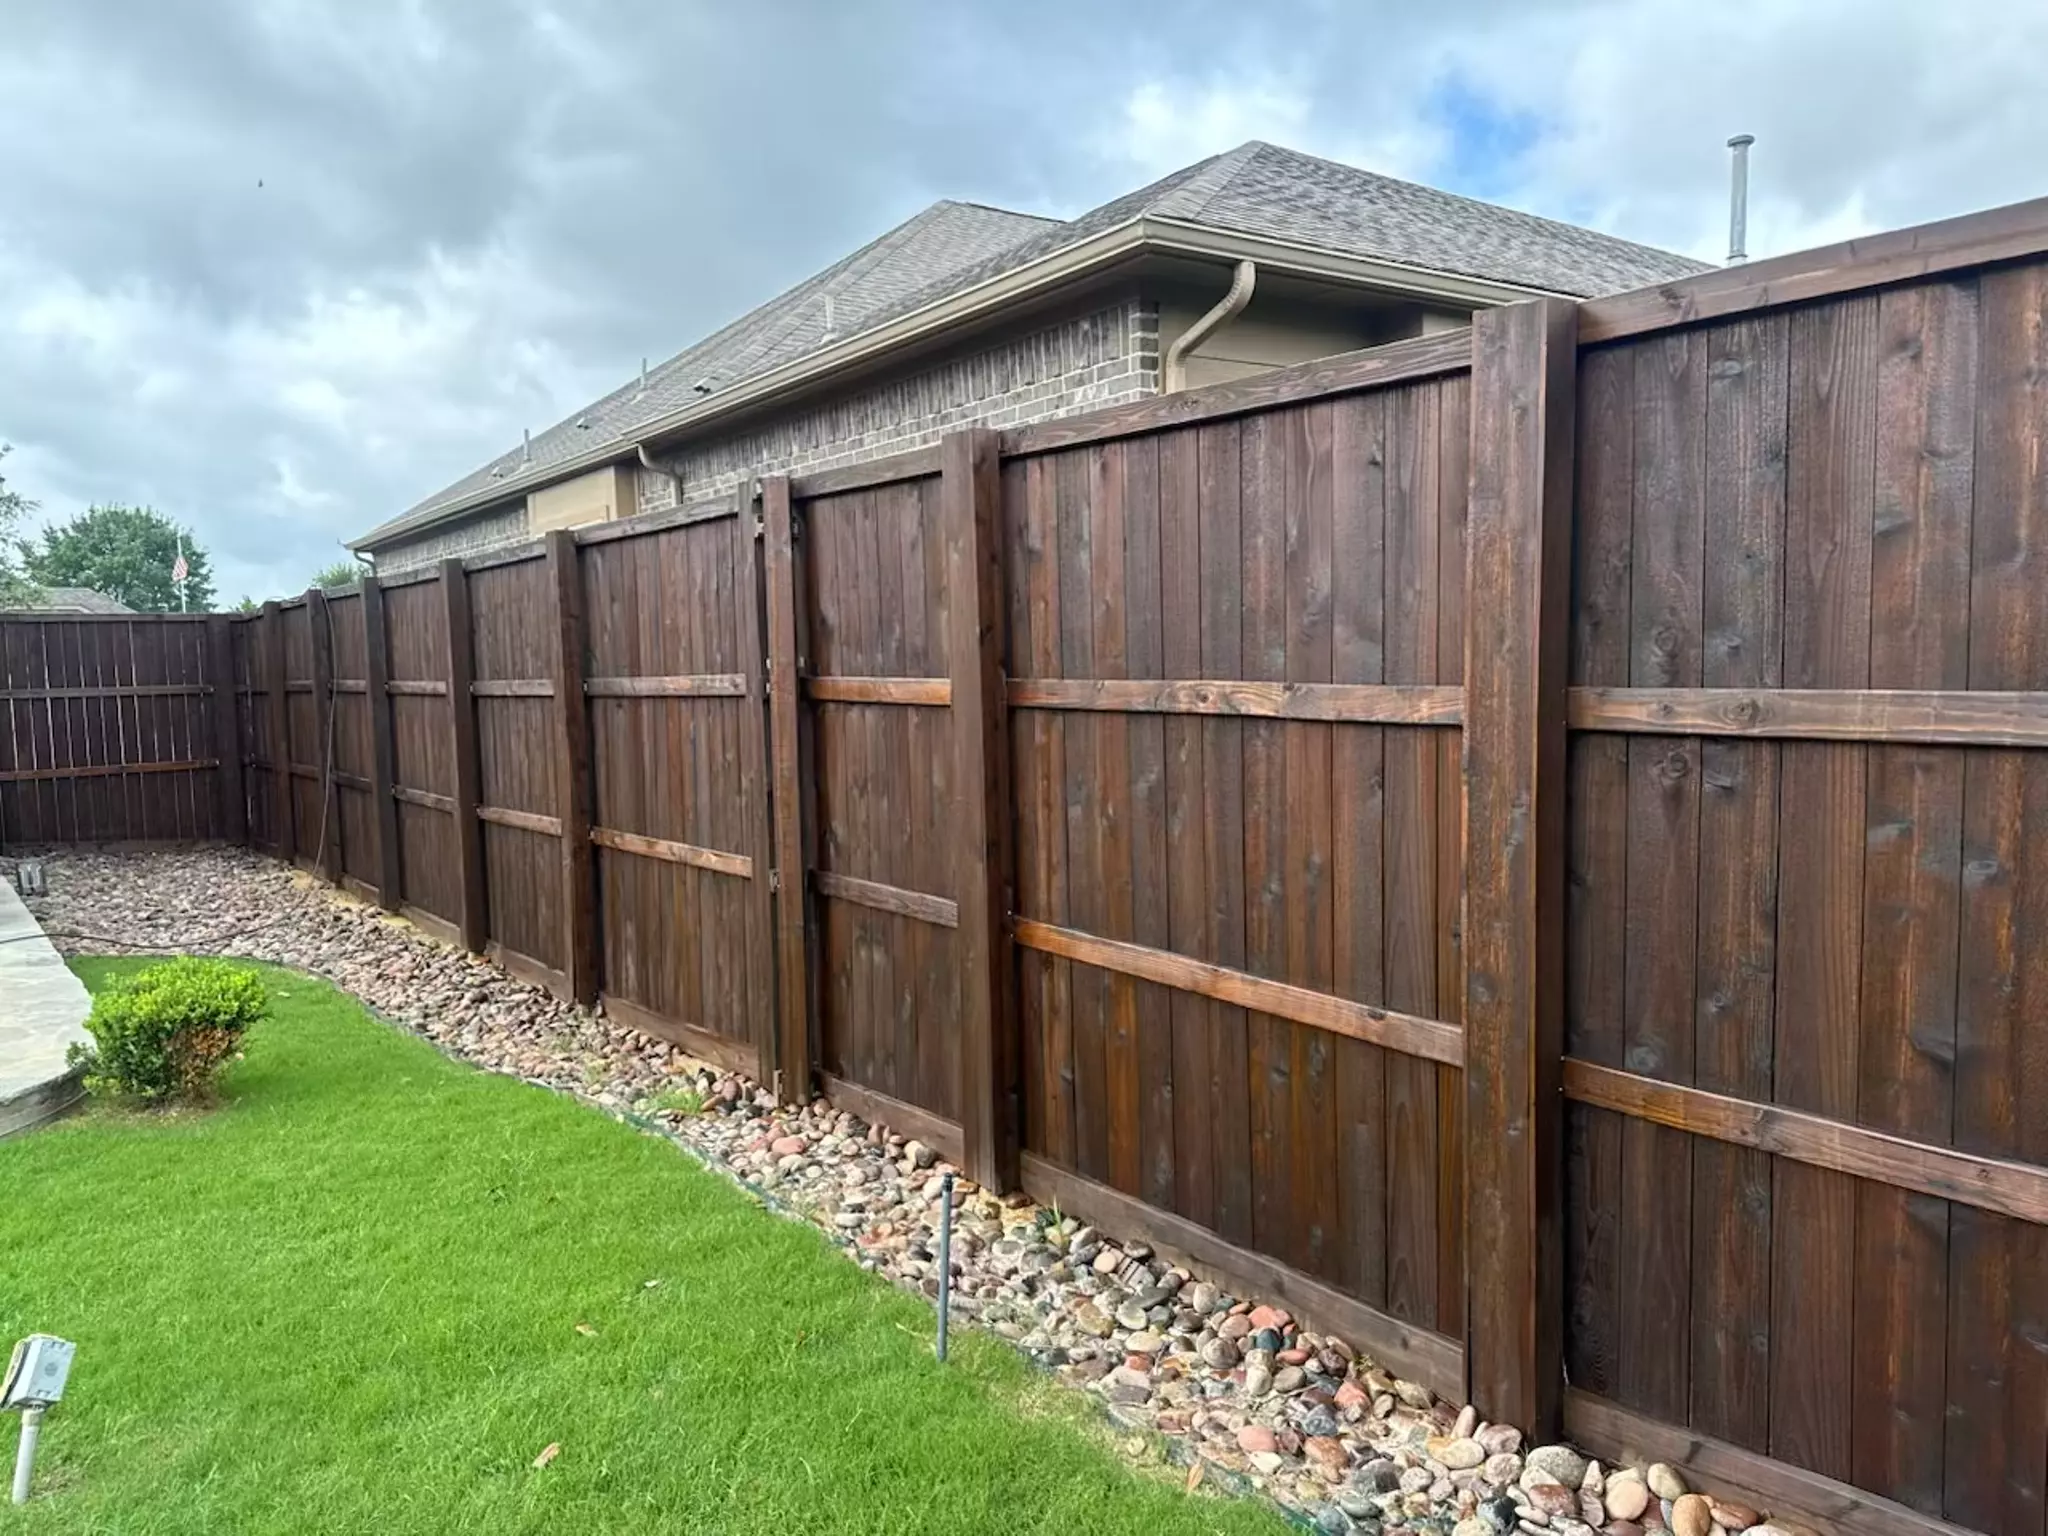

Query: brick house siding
left=374, top=296, right=1157, bottom=571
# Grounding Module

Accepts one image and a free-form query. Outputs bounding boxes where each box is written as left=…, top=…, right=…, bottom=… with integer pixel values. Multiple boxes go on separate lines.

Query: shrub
left=71, top=959, right=269, bottom=1103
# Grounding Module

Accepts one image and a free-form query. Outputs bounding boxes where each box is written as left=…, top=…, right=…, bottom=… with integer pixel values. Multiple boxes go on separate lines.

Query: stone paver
left=0, top=874, right=92, bottom=1136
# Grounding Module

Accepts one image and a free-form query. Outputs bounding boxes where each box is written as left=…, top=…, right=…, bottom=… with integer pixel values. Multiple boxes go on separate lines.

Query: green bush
left=70, top=958, right=269, bottom=1103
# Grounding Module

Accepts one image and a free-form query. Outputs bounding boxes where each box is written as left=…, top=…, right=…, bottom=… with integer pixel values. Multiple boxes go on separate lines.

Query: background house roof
left=365, top=141, right=1709, bottom=546
left=5, top=585, right=135, bottom=615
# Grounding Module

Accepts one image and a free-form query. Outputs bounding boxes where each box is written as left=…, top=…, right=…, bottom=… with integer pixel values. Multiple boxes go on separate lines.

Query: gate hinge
left=768, top=869, right=782, bottom=892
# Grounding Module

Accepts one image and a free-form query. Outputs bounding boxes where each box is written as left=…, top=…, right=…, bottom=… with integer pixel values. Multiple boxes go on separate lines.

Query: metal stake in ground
left=935, top=1171, right=955, bottom=1363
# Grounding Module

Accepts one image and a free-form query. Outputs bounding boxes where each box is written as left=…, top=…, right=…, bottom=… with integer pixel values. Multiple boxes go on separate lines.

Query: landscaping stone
left=17, top=845, right=1814, bottom=1536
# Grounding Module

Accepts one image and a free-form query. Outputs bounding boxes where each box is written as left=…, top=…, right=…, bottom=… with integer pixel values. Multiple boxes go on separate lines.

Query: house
left=3, top=585, right=134, bottom=615
left=352, top=141, right=1708, bottom=570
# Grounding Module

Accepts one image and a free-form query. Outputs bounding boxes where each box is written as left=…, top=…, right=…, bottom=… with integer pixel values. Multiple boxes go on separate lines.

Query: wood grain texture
left=762, top=476, right=815, bottom=1097
left=1006, top=677, right=1463, bottom=723
left=941, top=428, right=1019, bottom=1191
left=1013, top=918, right=1463, bottom=1066
left=803, top=675, right=951, bottom=706
left=1569, top=685, right=2048, bottom=744
left=589, top=825, right=752, bottom=878
left=470, top=678, right=555, bottom=698
left=359, top=577, right=403, bottom=910
left=1579, top=194, right=2048, bottom=344
left=582, top=673, right=746, bottom=698
left=813, top=869, right=958, bottom=927
left=1565, top=1060, right=2048, bottom=1223
left=1461, top=297, right=1574, bottom=1435
left=544, top=530, right=599, bottom=1005
left=439, top=560, right=488, bottom=951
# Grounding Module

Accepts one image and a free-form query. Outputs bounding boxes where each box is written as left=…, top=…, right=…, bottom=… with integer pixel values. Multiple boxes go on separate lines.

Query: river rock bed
left=15, top=847, right=1816, bottom=1536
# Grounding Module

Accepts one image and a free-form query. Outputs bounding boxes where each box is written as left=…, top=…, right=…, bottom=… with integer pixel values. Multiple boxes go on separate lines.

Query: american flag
left=171, top=551, right=188, bottom=584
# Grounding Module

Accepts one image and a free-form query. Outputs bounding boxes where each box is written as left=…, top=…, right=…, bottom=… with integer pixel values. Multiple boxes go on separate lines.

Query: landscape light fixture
left=5, top=1335, right=76, bottom=1505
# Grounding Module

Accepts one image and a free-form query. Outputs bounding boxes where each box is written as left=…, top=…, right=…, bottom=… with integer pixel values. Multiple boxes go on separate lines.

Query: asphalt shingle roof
left=5, top=586, right=135, bottom=615
left=367, top=141, right=1708, bottom=545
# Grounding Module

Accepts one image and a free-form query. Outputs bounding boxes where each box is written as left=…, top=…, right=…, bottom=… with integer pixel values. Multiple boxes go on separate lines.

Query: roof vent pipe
left=636, top=357, right=649, bottom=398
left=521, top=427, right=532, bottom=466
left=822, top=295, right=837, bottom=343
left=1164, top=260, right=1256, bottom=393
left=1726, top=134, right=1754, bottom=265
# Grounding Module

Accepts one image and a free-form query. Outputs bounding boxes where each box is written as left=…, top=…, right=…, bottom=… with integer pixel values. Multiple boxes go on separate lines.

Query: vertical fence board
left=361, top=577, right=403, bottom=910
left=1463, top=296, right=1576, bottom=1436
left=763, top=476, right=815, bottom=1097
left=943, top=429, right=1018, bottom=1191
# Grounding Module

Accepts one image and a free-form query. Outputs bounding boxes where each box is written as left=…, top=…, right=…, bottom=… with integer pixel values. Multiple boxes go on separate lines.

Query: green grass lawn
left=2, top=959, right=1281, bottom=1536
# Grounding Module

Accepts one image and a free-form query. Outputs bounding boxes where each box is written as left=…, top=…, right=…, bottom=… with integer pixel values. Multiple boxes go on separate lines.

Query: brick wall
left=374, top=295, right=1159, bottom=570
left=636, top=296, right=1158, bottom=514
left=374, top=501, right=529, bottom=573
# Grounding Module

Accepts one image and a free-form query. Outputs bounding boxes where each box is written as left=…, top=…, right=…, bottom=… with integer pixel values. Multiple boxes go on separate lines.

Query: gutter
left=355, top=221, right=1561, bottom=549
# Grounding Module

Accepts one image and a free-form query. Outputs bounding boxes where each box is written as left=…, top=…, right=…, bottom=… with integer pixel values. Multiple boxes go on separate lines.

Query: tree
left=309, top=559, right=362, bottom=590
left=21, top=504, right=217, bottom=612
left=0, top=445, right=39, bottom=606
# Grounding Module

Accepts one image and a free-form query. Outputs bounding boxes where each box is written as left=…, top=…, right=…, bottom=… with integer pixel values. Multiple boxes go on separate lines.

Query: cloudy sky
left=4, top=0, right=2044, bottom=603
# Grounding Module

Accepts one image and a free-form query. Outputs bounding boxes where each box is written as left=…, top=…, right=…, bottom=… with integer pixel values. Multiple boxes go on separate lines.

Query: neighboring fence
left=12, top=196, right=2048, bottom=1536
left=0, top=613, right=241, bottom=846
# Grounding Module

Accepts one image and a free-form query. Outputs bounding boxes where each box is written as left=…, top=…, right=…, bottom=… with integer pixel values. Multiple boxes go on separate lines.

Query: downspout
left=1163, top=258, right=1256, bottom=392
left=637, top=442, right=681, bottom=504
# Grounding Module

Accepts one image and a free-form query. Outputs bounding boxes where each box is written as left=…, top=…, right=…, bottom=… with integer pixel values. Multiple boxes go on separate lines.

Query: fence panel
left=322, top=589, right=380, bottom=894
left=381, top=573, right=463, bottom=931
left=581, top=510, right=771, bottom=1077
left=796, top=467, right=963, bottom=1130
left=1002, top=364, right=1472, bottom=1397
left=1560, top=259, right=2048, bottom=1536
left=465, top=554, right=562, bottom=986
left=0, top=615, right=227, bottom=846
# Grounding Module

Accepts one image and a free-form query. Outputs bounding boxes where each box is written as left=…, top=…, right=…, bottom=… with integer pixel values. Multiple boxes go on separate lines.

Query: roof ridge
left=1145, top=141, right=1269, bottom=222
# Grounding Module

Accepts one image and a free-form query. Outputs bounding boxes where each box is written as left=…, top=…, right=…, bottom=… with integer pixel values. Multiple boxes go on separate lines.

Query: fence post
left=360, top=575, right=403, bottom=911
left=305, top=588, right=343, bottom=884
left=760, top=475, right=815, bottom=1100
left=941, top=428, right=1019, bottom=1192
left=732, top=499, right=781, bottom=1093
left=1462, top=296, right=1577, bottom=1438
left=206, top=614, right=247, bottom=846
left=543, top=530, right=599, bottom=1007
left=262, top=600, right=295, bottom=864
left=439, top=559, right=488, bottom=953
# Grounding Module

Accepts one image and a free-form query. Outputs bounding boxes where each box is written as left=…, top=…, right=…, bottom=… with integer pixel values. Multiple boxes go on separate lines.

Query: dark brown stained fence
left=1000, top=367, right=1473, bottom=1396
left=467, top=553, right=564, bottom=989
left=792, top=467, right=965, bottom=1133
left=0, top=614, right=238, bottom=847
left=21, top=194, right=2043, bottom=1536
left=240, top=606, right=283, bottom=855
left=323, top=589, right=380, bottom=894
left=581, top=507, right=773, bottom=1079
left=383, top=572, right=464, bottom=933
left=1559, top=262, right=2048, bottom=1536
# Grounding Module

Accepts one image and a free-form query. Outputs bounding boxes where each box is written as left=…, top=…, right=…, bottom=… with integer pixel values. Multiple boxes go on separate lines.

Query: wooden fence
left=0, top=613, right=241, bottom=846
left=12, top=195, right=2048, bottom=1536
